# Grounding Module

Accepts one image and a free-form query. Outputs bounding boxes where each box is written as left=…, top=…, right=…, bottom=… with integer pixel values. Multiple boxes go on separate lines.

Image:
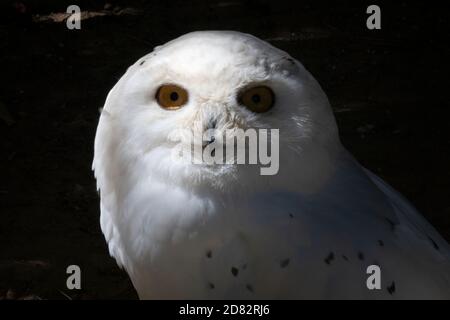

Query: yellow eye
left=156, top=84, right=189, bottom=110
left=239, top=86, right=275, bottom=113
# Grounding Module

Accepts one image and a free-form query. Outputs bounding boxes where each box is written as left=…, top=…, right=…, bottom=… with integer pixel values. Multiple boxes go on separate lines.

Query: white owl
left=93, top=31, right=450, bottom=299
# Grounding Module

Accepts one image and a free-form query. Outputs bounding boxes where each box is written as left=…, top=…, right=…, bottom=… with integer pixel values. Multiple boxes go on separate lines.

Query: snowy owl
left=93, top=31, right=450, bottom=299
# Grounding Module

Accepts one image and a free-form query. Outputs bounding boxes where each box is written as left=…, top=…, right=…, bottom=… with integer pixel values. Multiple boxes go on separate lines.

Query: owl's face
left=98, top=31, right=339, bottom=191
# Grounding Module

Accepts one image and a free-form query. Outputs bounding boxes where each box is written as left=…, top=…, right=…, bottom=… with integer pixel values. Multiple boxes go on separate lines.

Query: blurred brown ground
left=0, top=0, right=449, bottom=299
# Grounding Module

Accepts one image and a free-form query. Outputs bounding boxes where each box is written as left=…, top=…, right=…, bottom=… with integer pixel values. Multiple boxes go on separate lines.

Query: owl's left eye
left=156, top=84, right=189, bottom=110
left=238, top=86, right=275, bottom=113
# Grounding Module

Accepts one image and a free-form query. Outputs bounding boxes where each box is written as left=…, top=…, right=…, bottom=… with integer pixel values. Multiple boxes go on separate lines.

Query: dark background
left=0, top=0, right=449, bottom=299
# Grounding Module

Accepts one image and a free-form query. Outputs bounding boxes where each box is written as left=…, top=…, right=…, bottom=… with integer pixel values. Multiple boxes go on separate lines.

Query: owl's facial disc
left=104, top=31, right=339, bottom=188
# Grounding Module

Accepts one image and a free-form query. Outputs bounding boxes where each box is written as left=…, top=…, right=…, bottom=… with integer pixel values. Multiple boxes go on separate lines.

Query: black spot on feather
left=427, top=236, right=440, bottom=251
left=357, top=252, right=365, bottom=261
left=387, top=281, right=396, bottom=295
left=385, top=217, right=398, bottom=231
left=280, top=258, right=290, bottom=268
left=284, top=56, right=296, bottom=65
left=231, top=267, right=239, bottom=277
left=324, top=252, right=334, bottom=265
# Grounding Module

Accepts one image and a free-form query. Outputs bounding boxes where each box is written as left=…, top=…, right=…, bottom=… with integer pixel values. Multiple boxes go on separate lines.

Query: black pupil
left=170, top=92, right=179, bottom=101
left=251, top=94, right=261, bottom=104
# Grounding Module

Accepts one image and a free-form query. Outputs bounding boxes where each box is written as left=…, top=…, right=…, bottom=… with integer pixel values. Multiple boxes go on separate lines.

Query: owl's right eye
left=156, top=84, right=189, bottom=110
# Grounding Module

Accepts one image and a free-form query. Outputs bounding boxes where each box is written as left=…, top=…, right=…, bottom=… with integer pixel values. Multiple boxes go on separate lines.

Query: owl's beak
left=202, top=135, right=215, bottom=148
left=190, top=102, right=234, bottom=152
left=202, top=115, right=218, bottom=148
left=205, top=117, right=218, bottom=130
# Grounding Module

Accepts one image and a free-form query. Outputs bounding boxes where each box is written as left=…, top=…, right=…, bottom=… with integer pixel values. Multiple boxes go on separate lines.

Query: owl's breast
left=112, top=183, right=375, bottom=299
left=105, top=157, right=450, bottom=299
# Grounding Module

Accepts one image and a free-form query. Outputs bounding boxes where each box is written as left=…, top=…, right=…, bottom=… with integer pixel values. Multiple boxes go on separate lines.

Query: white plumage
left=93, top=31, right=450, bottom=299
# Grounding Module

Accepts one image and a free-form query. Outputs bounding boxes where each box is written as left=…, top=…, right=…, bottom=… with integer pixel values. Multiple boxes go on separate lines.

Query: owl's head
left=94, top=31, right=340, bottom=193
